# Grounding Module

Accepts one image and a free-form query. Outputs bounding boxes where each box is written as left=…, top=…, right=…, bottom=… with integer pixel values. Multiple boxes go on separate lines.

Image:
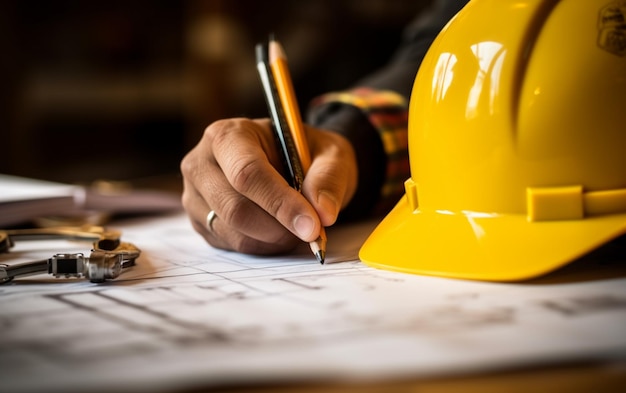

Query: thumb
left=302, top=133, right=357, bottom=227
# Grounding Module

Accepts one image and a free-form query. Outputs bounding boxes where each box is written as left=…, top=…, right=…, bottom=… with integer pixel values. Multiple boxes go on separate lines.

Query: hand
left=180, top=118, right=357, bottom=255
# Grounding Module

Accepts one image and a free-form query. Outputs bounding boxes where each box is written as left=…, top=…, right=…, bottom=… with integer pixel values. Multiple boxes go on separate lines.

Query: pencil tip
left=316, top=250, right=325, bottom=265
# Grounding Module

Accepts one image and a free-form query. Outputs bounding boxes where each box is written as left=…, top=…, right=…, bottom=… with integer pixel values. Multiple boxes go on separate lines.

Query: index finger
left=213, top=118, right=322, bottom=242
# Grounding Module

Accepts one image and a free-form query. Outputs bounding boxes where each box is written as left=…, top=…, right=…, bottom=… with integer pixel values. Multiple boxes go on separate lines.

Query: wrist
left=307, top=87, right=409, bottom=219
left=308, top=102, right=385, bottom=221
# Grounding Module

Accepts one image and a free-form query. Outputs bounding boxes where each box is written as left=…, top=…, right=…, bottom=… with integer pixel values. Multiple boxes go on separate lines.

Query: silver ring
left=206, top=210, right=217, bottom=233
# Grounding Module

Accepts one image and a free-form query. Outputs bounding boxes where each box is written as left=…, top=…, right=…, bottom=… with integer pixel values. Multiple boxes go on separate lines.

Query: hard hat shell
left=359, top=0, right=626, bottom=281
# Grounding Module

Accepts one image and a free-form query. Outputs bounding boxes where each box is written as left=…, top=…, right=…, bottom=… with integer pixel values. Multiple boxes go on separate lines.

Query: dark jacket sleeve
left=307, top=0, right=470, bottom=221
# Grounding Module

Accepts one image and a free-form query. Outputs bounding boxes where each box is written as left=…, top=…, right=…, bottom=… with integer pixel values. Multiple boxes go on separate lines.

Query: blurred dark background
left=0, top=0, right=431, bottom=186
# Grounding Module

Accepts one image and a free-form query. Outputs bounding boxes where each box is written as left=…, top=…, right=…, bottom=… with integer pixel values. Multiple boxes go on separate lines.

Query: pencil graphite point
left=315, top=250, right=326, bottom=265
left=309, top=233, right=327, bottom=265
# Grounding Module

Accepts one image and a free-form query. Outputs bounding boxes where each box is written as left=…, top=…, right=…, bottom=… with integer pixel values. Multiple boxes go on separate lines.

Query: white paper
left=0, top=174, right=79, bottom=226
left=0, top=175, right=79, bottom=201
left=1, top=213, right=625, bottom=393
left=0, top=174, right=181, bottom=227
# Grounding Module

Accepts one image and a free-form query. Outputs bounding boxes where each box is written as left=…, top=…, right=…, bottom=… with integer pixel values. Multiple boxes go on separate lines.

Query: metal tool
left=0, top=225, right=140, bottom=284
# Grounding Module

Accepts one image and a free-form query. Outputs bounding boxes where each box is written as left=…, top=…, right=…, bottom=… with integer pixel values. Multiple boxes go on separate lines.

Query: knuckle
left=265, top=194, right=288, bottom=217
left=217, top=194, right=249, bottom=229
left=180, top=188, right=193, bottom=211
left=229, top=156, right=263, bottom=194
left=179, top=152, right=196, bottom=178
left=208, top=118, right=249, bottom=147
left=207, top=119, right=230, bottom=145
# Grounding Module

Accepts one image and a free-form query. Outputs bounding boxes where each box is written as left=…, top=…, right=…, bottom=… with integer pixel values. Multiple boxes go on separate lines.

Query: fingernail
left=318, top=191, right=339, bottom=218
left=293, top=214, right=315, bottom=240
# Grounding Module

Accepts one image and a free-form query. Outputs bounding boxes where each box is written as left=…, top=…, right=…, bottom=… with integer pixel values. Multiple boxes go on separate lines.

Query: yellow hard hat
left=359, top=0, right=626, bottom=281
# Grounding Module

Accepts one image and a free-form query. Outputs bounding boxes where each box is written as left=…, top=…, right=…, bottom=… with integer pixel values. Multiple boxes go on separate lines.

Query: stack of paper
left=0, top=174, right=182, bottom=227
left=0, top=174, right=79, bottom=226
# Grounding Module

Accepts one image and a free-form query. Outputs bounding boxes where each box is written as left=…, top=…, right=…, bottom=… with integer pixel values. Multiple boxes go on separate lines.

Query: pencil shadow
left=522, top=233, right=626, bottom=285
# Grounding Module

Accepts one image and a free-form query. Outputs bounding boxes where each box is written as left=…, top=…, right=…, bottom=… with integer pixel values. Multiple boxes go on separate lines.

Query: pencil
left=268, top=39, right=327, bottom=264
left=255, top=42, right=304, bottom=192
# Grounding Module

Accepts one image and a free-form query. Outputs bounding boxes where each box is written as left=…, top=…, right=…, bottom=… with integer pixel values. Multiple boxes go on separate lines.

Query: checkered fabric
left=312, top=87, right=410, bottom=213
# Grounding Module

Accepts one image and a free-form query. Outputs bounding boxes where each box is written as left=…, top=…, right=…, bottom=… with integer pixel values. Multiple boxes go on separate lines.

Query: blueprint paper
left=1, top=213, right=625, bottom=393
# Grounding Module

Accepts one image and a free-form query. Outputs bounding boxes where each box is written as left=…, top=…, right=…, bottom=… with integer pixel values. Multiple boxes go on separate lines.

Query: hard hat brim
left=359, top=196, right=626, bottom=282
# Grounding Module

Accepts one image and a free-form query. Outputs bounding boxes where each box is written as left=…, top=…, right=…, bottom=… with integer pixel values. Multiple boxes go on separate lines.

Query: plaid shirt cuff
left=311, top=87, right=409, bottom=213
